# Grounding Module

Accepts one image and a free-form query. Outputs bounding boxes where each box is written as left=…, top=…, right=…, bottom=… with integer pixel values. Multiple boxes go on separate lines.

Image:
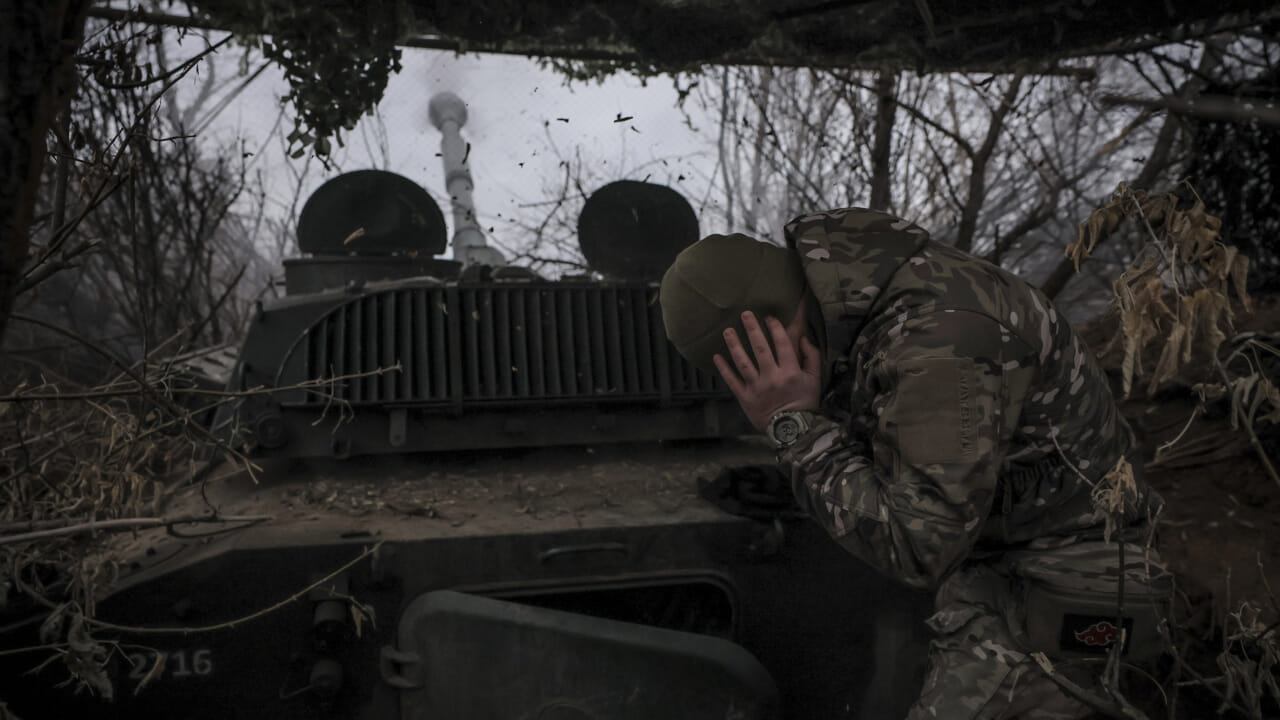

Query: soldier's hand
left=714, top=310, right=821, bottom=431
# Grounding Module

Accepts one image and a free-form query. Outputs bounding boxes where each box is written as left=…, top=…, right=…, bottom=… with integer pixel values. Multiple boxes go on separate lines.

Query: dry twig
left=0, top=514, right=272, bottom=546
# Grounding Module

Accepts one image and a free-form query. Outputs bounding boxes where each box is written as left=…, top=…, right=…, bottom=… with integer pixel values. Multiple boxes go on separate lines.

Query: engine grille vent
left=279, top=284, right=724, bottom=407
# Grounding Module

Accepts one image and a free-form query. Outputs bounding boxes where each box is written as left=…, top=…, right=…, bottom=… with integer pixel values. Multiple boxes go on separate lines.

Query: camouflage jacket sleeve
left=779, top=311, right=1030, bottom=590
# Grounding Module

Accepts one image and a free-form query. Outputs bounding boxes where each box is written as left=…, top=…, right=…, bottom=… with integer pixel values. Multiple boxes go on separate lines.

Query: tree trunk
left=955, top=74, right=1023, bottom=253
left=745, top=67, right=773, bottom=234
left=868, top=70, right=896, bottom=212
left=0, top=0, right=91, bottom=343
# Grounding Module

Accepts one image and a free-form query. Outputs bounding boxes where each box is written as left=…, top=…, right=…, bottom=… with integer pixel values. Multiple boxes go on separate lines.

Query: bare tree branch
left=1100, top=92, right=1280, bottom=126
left=955, top=73, right=1024, bottom=252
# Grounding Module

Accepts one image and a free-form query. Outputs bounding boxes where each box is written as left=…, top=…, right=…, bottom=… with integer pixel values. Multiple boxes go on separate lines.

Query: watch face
left=774, top=416, right=801, bottom=445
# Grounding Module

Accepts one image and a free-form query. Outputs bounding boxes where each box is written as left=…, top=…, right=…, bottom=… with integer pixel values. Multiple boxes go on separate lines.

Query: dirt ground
left=1135, top=392, right=1280, bottom=626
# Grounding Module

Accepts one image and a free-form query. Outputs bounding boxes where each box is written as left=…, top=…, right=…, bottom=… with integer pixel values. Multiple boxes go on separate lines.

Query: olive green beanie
left=659, top=233, right=807, bottom=372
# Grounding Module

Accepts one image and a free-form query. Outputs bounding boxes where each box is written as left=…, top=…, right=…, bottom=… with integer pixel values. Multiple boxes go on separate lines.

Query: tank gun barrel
left=428, top=92, right=504, bottom=268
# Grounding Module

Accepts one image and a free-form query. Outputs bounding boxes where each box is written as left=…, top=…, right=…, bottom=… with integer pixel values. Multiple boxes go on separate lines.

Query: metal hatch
left=382, top=590, right=778, bottom=719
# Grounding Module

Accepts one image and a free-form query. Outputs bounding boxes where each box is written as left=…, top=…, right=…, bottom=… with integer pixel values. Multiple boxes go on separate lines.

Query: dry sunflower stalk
left=1070, top=181, right=1280, bottom=490
left=1071, top=183, right=1280, bottom=717
left=1068, top=181, right=1252, bottom=397
left=1091, top=456, right=1139, bottom=543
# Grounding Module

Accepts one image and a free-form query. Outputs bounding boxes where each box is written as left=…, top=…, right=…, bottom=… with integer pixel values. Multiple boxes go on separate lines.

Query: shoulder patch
left=888, top=357, right=979, bottom=465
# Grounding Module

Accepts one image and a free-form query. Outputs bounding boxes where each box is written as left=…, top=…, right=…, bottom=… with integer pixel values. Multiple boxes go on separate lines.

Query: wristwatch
left=766, top=410, right=814, bottom=449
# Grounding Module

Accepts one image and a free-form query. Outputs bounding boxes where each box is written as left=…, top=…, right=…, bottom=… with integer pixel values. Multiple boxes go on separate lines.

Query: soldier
left=660, top=208, right=1169, bottom=719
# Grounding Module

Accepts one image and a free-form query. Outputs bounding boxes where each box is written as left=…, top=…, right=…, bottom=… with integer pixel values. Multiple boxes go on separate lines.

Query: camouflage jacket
left=777, top=208, right=1148, bottom=591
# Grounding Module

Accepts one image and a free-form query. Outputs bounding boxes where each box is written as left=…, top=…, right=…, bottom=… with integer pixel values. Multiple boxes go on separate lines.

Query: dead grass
left=1070, top=182, right=1280, bottom=718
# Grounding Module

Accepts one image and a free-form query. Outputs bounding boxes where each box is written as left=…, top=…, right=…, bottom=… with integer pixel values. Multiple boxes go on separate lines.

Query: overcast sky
left=180, top=37, right=719, bottom=264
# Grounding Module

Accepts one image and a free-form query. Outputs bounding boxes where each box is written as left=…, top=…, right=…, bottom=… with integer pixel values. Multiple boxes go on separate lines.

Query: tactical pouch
left=1005, top=541, right=1173, bottom=662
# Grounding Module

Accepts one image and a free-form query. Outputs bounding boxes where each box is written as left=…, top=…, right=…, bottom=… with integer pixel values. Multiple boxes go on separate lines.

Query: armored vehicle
left=0, top=95, right=931, bottom=719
